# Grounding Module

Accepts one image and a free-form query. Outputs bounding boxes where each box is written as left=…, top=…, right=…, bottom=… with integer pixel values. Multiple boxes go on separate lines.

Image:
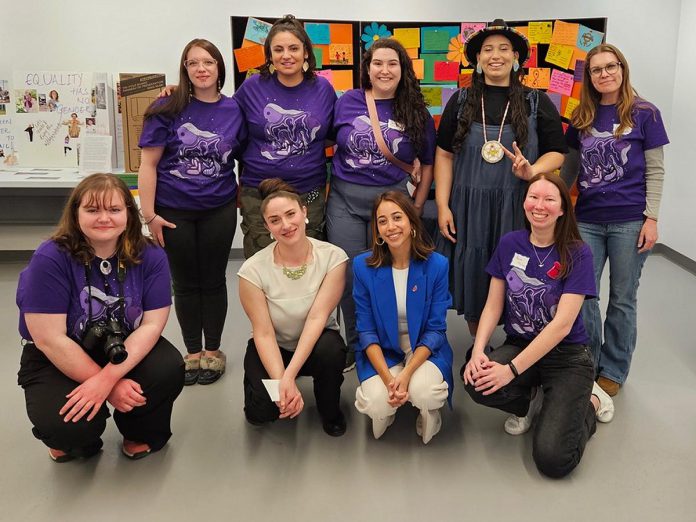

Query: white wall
left=660, top=1, right=696, bottom=260
left=0, top=0, right=687, bottom=254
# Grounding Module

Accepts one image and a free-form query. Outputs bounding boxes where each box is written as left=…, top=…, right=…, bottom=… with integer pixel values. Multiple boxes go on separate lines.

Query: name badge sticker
left=511, top=253, right=529, bottom=270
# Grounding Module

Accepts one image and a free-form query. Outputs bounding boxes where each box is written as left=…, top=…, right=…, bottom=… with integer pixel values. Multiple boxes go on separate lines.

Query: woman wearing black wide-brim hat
left=434, top=18, right=568, bottom=336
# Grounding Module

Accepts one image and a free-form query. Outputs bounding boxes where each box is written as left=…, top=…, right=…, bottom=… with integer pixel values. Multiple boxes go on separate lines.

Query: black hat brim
left=465, top=26, right=530, bottom=66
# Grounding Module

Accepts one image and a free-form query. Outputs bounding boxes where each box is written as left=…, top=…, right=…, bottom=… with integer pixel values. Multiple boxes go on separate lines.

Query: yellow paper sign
left=393, top=28, right=420, bottom=49
left=528, top=21, right=552, bottom=44
left=563, top=97, right=580, bottom=119
left=522, top=68, right=550, bottom=89
left=551, top=20, right=580, bottom=46
left=545, top=44, right=574, bottom=69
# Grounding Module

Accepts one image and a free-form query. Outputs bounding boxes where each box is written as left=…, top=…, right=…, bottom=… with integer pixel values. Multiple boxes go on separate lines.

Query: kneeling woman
left=17, top=174, right=184, bottom=462
left=462, top=174, right=614, bottom=478
left=238, top=179, right=348, bottom=436
left=353, top=192, right=452, bottom=444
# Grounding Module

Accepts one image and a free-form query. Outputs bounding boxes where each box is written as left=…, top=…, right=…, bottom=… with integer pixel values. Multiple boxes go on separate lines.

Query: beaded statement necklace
left=277, top=240, right=311, bottom=280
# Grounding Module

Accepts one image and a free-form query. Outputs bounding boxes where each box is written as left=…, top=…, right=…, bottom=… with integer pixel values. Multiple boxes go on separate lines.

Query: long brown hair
left=366, top=191, right=434, bottom=268
left=453, top=36, right=529, bottom=152
left=523, top=174, right=582, bottom=279
left=144, top=38, right=225, bottom=119
left=360, top=38, right=429, bottom=152
left=259, top=15, right=317, bottom=80
left=571, top=44, right=639, bottom=138
left=52, top=174, right=151, bottom=265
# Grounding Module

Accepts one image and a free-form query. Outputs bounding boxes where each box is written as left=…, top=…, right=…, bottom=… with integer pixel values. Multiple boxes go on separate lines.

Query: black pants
left=17, top=338, right=184, bottom=455
left=159, top=199, right=236, bottom=353
left=463, top=339, right=597, bottom=478
left=243, top=329, right=346, bottom=424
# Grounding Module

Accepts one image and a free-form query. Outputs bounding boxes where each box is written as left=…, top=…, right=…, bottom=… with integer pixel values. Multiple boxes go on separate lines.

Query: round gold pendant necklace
left=481, top=96, right=510, bottom=164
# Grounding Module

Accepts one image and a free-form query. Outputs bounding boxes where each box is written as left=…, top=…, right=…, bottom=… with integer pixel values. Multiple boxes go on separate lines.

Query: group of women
left=15, top=17, right=667, bottom=479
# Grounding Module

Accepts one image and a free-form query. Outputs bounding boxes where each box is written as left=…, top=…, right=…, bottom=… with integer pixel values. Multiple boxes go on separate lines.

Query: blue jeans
left=579, top=221, right=649, bottom=384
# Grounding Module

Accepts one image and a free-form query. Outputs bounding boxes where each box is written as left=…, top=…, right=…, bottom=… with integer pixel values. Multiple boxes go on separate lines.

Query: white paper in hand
left=262, top=379, right=280, bottom=402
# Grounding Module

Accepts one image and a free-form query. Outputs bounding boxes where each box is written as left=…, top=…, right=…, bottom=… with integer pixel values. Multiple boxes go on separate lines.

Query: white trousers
left=355, top=358, right=448, bottom=443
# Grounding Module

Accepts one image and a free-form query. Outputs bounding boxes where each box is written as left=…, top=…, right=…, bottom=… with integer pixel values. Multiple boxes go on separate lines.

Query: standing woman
left=235, top=15, right=337, bottom=258
left=562, top=44, right=669, bottom=397
left=17, top=174, right=184, bottom=462
left=463, top=174, right=614, bottom=478
left=353, top=192, right=452, bottom=444
left=327, top=38, right=436, bottom=364
left=138, top=38, right=246, bottom=386
left=435, top=20, right=567, bottom=336
left=238, top=179, right=348, bottom=436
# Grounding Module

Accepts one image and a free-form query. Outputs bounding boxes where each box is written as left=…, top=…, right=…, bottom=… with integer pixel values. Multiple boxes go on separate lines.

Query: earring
left=375, top=237, right=385, bottom=246
left=269, top=233, right=274, bottom=240
left=411, top=229, right=416, bottom=238
left=268, top=63, right=276, bottom=74
left=188, top=80, right=193, bottom=101
left=304, top=217, right=309, bottom=224
left=476, top=63, right=482, bottom=74
left=302, top=60, right=309, bottom=72
left=217, top=78, right=221, bottom=92
left=513, top=60, right=520, bottom=72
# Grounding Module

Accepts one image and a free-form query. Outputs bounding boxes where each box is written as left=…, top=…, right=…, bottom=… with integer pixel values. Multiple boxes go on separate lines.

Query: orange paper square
left=570, top=49, right=587, bottom=71
left=315, top=44, right=330, bottom=66
left=332, top=70, right=354, bottom=91
left=571, top=82, right=583, bottom=99
left=330, top=23, right=353, bottom=44
left=406, top=48, right=419, bottom=59
left=234, top=44, right=265, bottom=72
left=412, top=59, right=425, bottom=80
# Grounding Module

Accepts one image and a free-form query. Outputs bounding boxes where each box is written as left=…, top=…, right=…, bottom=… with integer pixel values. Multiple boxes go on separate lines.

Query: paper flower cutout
left=447, top=35, right=468, bottom=66
left=361, top=22, right=392, bottom=49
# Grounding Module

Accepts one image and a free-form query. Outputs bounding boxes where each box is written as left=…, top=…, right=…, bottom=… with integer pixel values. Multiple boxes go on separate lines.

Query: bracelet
left=144, top=214, right=158, bottom=225
left=508, top=361, right=520, bottom=378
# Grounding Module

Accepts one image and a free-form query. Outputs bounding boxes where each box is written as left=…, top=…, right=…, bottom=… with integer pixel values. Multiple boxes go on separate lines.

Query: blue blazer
left=352, top=251, right=454, bottom=404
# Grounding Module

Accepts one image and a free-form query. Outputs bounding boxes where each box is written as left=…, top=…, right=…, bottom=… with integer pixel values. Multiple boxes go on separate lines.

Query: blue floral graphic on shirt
left=73, top=285, right=143, bottom=341
left=345, top=115, right=403, bottom=169
left=505, top=267, right=557, bottom=336
left=170, top=123, right=232, bottom=179
left=260, top=103, right=321, bottom=160
left=578, top=128, right=631, bottom=190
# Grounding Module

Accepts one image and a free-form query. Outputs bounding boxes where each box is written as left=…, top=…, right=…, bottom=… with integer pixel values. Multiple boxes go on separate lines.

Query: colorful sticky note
left=577, top=25, right=604, bottom=52
left=563, top=97, right=580, bottom=119
left=330, top=23, right=353, bottom=44
left=432, top=114, right=442, bottom=129
left=526, top=45, right=538, bottom=68
left=422, top=53, right=448, bottom=83
left=459, top=71, right=473, bottom=88
left=234, top=44, right=265, bottom=72
left=574, top=61, right=585, bottom=82
left=241, top=39, right=257, bottom=48
left=441, top=86, right=458, bottom=107
left=329, top=44, right=353, bottom=65
left=315, top=44, right=330, bottom=66
left=570, top=49, right=587, bottom=71
left=515, top=25, right=529, bottom=38
left=313, top=48, right=324, bottom=69
left=571, top=82, right=583, bottom=100
left=433, top=61, right=460, bottom=81
left=406, top=48, right=419, bottom=59
left=332, top=70, right=354, bottom=91
left=428, top=106, right=443, bottom=116
left=412, top=59, right=425, bottom=80
left=422, top=27, right=454, bottom=52
left=528, top=21, right=552, bottom=44
left=244, top=17, right=272, bottom=45
left=551, top=20, right=579, bottom=46
left=305, top=23, right=330, bottom=45
left=546, top=92, right=562, bottom=113
left=316, top=69, right=333, bottom=84
left=562, top=121, right=569, bottom=134
left=420, top=85, right=443, bottom=108
left=546, top=44, right=574, bottom=70
left=548, top=69, right=575, bottom=97
left=523, top=68, right=550, bottom=89
left=460, top=22, right=486, bottom=42
left=393, top=28, right=420, bottom=49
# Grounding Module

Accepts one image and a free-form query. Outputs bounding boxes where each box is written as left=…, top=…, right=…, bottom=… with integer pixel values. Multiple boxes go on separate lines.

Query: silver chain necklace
left=531, top=243, right=555, bottom=268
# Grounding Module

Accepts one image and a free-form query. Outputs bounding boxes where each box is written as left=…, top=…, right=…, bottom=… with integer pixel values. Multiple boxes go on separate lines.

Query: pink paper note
left=548, top=69, right=574, bottom=97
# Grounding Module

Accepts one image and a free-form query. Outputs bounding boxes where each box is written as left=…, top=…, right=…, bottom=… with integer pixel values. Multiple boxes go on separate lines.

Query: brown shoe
left=597, top=376, right=620, bottom=397
left=199, top=350, right=226, bottom=385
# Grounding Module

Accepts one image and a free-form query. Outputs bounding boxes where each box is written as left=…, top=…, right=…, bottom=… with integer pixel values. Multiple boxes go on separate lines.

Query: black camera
left=82, top=317, right=128, bottom=364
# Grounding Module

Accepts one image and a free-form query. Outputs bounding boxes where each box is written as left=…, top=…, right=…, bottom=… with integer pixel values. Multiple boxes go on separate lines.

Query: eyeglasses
left=589, top=62, right=622, bottom=77
left=184, top=59, right=217, bottom=70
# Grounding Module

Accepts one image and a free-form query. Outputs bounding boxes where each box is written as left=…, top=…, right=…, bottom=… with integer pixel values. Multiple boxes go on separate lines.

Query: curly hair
left=259, top=15, right=317, bottom=80
left=52, top=173, right=152, bottom=266
left=360, top=38, right=429, bottom=152
left=144, top=38, right=225, bottom=120
left=452, top=60, right=529, bottom=153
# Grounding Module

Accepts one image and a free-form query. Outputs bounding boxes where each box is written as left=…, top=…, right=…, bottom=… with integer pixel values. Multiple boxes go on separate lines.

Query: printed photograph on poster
left=15, top=89, right=38, bottom=113
left=96, top=82, right=106, bottom=109
left=47, top=90, right=61, bottom=111
left=38, top=93, right=48, bottom=111
left=0, top=80, right=9, bottom=103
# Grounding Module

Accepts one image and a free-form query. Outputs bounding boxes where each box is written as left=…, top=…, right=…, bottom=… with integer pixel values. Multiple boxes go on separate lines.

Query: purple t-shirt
left=234, top=74, right=336, bottom=193
left=487, top=230, right=596, bottom=345
left=139, top=95, right=246, bottom=210
left=17, top=241, right=172, bottom=344
left=566, top=102, right=669, bottom=223
left=332, top=89, right=436, bottom=186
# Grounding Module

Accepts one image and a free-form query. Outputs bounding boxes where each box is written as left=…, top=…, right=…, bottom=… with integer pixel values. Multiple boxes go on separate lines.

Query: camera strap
left=83, top=257, right=127, bottom=325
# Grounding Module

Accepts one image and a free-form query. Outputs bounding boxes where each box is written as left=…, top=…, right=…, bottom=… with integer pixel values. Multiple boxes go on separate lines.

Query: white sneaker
left=592, top=382, right=615, bottom=423
left=416, top=410, right=442, bottom=444
left=372, top=414, right=395, bottom=439
left=504, top=387, right=543, bottom=435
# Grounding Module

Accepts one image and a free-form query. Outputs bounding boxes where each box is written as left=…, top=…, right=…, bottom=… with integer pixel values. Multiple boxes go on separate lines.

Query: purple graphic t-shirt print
left=578, top=128, right=631, bottom=190
left=170, top=122, right=233, bottom=179
left=505, top=266, right=558, bottom=336
left=260, top=103, right=321, bottom=160
left=344, top=115, right=403, bottom=169
left=73, top=285, right=143, bottom=340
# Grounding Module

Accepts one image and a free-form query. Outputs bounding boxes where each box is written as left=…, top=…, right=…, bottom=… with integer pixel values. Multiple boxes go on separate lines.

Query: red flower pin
left=547, top=261, right=562, bottom=280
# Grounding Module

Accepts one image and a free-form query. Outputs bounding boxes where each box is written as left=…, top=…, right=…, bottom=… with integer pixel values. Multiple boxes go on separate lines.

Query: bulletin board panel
left=230, top=16, right=607, bottom=129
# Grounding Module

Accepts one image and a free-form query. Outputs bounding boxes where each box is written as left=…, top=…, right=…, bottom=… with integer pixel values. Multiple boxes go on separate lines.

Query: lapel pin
left=412, top=285, right=418, bottom=292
